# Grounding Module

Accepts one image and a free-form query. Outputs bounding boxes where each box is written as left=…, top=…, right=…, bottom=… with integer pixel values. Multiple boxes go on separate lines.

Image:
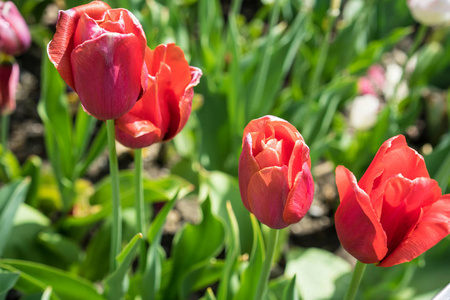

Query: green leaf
left=202, top=171, right=253, bottom=254
left=21, top=155, right=42, bottom=206
left=0, top=259, right=103, bottom=300
left=267, top=276, right=298, bottom=300
left=0, top=179, right=30, bottom=256
left=282, top=276, right=298, bottom=300
left=285, top=248, right=352, bottom=300
left=22, top=287, right=53, bottom=300
left=217, top=202, right=240, bottom=300
left=104, top=233, right=143, bottom=300
left=234, top=215, right=265, bottom=300
left=164, top=197, right=225, bottom=300
left=200, top=288, right=217, bottom=300
left=0, top=148, right=21, bottom=182
left=0, top=268, right=20, bottom=300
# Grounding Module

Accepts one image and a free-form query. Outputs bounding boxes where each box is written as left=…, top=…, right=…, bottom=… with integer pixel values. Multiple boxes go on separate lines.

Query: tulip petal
left=238, top=133, right=261, bottom=211
left=255, top=147, right=282, bottom=169
left=0, top=62, right=19, bottom=114
left=359, top=135, right=429, bottom=192
left=335, top=166, right=388, bottom=263
left=283, top=163, right=314, bottom=224
left=379, top=194, right=450, bottom=267
left=47, top=1, right=111, bottom=89
left=71, top=32, right=144, bottom=120
left=287, top=140, right=310, bottom=188
left=247, top=166, right=290, bottom=229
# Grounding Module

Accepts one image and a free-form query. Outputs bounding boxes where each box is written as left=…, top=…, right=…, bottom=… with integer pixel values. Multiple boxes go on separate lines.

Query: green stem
left=254, top=228, right=279, bottom=300
left=134, top=148, right=147, bottom=272
left=309, top=9, right=339, bottom=95
left=106, top=119, right=122, bottom=272
left=344, top=260, right=367, bottom=300
left=1, top=113, right=10, bottom=152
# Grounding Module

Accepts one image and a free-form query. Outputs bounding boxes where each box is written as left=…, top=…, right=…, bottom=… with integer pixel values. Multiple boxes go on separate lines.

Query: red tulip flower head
left=335, top=135, right=450, bottom=267
left=0, top=1, right=31, bottom=56
left=47, top=1, right=148, bottom=120
left=0, top=61, right=19, bottom=115
left=114, top=43, right=202, bottom=148
left=238, top=116, right=314, bottom=229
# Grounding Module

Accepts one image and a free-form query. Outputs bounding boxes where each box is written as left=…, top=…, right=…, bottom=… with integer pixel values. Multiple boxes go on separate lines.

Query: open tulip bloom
left=114, top=43, right=202, bottom=149
left=335, top=135, right=450, bottom=268
left=47, top=1, right=148, bottom=120
left=239, top=115, right=314, bottom=229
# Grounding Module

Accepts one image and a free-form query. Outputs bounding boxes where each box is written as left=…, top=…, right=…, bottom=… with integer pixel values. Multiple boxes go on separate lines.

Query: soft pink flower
left=0, top=1, right=31, bottom=56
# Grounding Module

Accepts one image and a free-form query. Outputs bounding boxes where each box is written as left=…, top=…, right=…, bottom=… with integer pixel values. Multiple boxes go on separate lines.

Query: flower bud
left=238, top=116, right=314, bottom=229
left=0, top=1, right=31, bottom=56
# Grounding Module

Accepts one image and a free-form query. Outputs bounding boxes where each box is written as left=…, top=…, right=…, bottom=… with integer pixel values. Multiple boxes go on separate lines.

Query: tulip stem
left=106, top=119, right=122, bottom=272
left=344, top=260, right=367, bottom=300
left=254, top=227, right=279, bottom=300
left=134, top=148, right=147, bottom=272
left=1, top=114, right=9, bottom=153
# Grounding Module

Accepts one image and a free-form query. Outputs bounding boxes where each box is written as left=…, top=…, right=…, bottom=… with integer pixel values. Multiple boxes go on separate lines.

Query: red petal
left=115, top=122, right=161, bottom=149
left=71, top=32, right=144, bottom=120
left=247, top=166, right=290, bottom=229
left=359, top=135, right=429, bottom=214
left=379, top=194, right=450, bottom=267
left=0, top=62, right=19, bottom=114
left=238, top=133, right=261, bottom=211
left=283, top=163, right=314, bottom=224
left=287, top=140, right=310, bottom=188
left=255, top=147, right=282, bottom=169
left=47, top=1, right=111, bottom=89
left=335, top=166, right=388, bottom=263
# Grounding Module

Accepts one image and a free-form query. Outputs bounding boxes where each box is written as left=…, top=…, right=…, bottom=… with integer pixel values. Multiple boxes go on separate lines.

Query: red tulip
left=238, top=116, right=314, bottom=229
left=335, top=135, right=450, bottom=267
left=114, top=43, right=202, bottom=148
left=0, top=61, right=19, bottom=115
left=0, top=1, right=31, bottom=56
left=47, top=1, right=148, bottom=120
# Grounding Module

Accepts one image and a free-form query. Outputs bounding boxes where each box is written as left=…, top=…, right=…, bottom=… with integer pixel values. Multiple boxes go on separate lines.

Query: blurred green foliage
left=1, top=0, right=449, bottom=299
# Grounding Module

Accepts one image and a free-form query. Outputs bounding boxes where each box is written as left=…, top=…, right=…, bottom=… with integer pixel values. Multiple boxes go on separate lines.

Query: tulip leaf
left=0, top=148, right=21, bottom=182
left=76, top=123, right=107, bottom=178
left=285, top=248, right=352, bottom=300
left=267, top=276, right=299, bottom=300
left=0, top=259, right=103, bottom=300
left=142, top=190, right=180, bottom=299
left=163, top=197, right=225, bottom=300
left=203, top=171, right=253, bottom=254
left=216, top=202, right=240, bottom=300
left=0, top=178, right=30, bottom=257
left=104, top=233, right=143, bottom=300
left=200, top=288, right=217, bottom=300
left=0, top=269, right=20, bottom=300
left=233, top=215, right=265, bottom=300
left=74, top=106, right=98, bottom=163
left=21, top=155, right=42, bottom=206
left=21, top=287, right=53, bottom=300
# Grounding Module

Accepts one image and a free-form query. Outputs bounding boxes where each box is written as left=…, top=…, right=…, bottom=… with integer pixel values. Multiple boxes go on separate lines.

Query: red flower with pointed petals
left=0, top=1, right=31, bottom=56
left=335, top=135, right=450, bottom=267
left=0, top=61, right=19, bottom=115
left=47, top=1, right=148, bottom=120
left=114, top=44, right=202, bottom=148
left=238, top=116, right=314, bottom=229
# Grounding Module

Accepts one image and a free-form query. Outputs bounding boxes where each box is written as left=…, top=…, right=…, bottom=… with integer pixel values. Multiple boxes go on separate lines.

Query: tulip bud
left=407, top=0, right=450, bottom=26
left=47, top=1, right=148, bottom=120
left=238, top=116, right=314, bottom=229
left=0, top=60, right=19, bottom=115
left=114, top=44, right=202, bottom=148
left=0, top=1, right=31, bottom=56
left=335, top=135, right=450, bottom=267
